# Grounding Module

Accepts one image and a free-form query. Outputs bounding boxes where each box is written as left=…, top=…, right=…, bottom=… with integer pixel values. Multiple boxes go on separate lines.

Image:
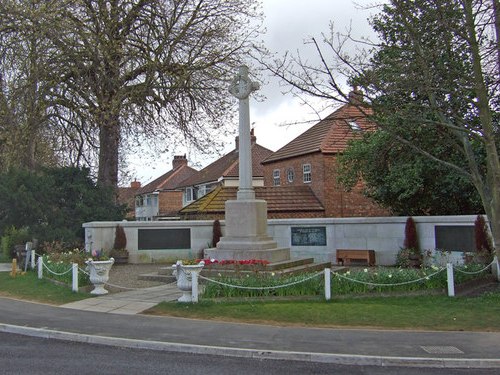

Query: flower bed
left=201, top=264, right=491, bottom=299
left=41, top=250, right=90, bottom=286
left=186, top=258, right=270, bottom=271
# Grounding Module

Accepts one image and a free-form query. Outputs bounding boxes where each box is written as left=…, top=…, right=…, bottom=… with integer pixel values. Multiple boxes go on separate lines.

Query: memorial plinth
left=204, top=66, right=290, bottom=263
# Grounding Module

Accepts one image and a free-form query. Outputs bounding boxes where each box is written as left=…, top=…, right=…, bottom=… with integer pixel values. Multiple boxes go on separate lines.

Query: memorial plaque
left=435, top=225, right=475, bottom=252
left=291, top=227, right=326, bottom=246
left=138, top=228, right=191, bottom=250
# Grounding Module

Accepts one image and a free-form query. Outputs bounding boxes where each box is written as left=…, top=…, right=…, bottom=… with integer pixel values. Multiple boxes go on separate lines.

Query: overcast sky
left=127, top=0, right=380, bottom=185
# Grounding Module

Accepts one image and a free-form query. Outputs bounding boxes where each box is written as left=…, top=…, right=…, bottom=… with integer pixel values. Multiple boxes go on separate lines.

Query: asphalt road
left=2, top=332, right=499, bottom=375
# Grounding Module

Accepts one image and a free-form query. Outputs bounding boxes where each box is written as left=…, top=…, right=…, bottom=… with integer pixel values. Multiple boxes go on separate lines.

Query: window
left=273, top=169, right=280, bottom=186
left=348, top=120, right=362, bottom=132
left=184, top=188, right=193, bottom=203
left=184, top=187, right=199, bottom=204
left=286, top=168, right=294, bottom=183
left=303, top=164, right=311, bottom=183
left=197, top=185, right=206, bottom=198
left=135, top=196, right=143, bottom=207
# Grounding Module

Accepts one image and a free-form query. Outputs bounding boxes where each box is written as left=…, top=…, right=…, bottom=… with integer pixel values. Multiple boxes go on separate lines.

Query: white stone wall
left=83, top=215, right=479, bottom=265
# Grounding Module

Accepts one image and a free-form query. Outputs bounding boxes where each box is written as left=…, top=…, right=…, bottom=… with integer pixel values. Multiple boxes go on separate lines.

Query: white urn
left=86, top=258, right=115, bottom=295
left=172, top=260, right=205, bottom=302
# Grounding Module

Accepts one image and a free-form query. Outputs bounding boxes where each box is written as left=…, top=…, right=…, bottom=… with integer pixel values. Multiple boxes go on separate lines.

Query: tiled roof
left=179, top=186, right=324, bottom=215
left=137, top=164, right=197, bottom=195
left=262, top=103, right=375, bottom=164
left=177, top=143, right=273, bottom=187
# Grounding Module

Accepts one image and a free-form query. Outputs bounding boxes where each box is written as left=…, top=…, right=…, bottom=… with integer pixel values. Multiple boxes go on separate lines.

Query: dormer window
left=348, top=120, right=362, bottom=132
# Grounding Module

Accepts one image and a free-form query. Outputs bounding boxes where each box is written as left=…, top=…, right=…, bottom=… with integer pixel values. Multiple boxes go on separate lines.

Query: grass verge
left=146, top=292, right=500, bottom=332
left=0, top=271, right=91, bottom=305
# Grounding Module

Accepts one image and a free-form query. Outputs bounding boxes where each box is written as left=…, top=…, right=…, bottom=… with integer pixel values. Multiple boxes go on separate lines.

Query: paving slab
left=0, top=263, right=14, bottom=272
left=60, top=283, right=181, bottom=315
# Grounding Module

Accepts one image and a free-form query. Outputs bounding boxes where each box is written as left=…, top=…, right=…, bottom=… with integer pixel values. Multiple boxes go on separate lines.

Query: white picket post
left=493, top=256, right=500, bottom=282
left=31, top=250, right=36, bottom=270
left=446, top=263, right=455, bottom=297
left=191, top=272, right=199, bottom=303
left=324, top=268, right=331, bottom=301
left=37, top=257, right=43, bottom=279
left=72, top=263, right=78, bottom=292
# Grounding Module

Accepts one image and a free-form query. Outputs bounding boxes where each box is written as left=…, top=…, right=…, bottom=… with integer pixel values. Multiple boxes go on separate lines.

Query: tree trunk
left=97, top=111, right=120, bottom=189
left=463, top=0, right=500, bottom=258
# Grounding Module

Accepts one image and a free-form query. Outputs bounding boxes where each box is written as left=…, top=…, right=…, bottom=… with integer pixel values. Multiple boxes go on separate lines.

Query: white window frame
left=197, top=185, right=207, bottom=198
left=348, top=120, right=362, bottom=131
left=273, top=169, right=281, bottom=186
left=303, top=164, right=311, bottom=183
left=136, top=196, right=143, bottom=207
left=287, top=168, right=294, bottom=183
left=184, top=187, right=194, bottom=203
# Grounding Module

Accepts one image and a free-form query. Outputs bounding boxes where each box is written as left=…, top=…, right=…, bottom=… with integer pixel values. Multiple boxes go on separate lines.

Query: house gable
left=262, top=92, right=389, bottom=218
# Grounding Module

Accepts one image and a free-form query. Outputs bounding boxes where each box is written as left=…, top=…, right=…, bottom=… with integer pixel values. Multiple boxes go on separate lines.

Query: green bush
left=0, top=167, right=126, bottom=244
left=0, top=226, right=31, bottom=260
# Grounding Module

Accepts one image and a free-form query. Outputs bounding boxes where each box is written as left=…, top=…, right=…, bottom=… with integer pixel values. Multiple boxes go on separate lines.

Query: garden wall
left=83, top=215, right=480, bottom=265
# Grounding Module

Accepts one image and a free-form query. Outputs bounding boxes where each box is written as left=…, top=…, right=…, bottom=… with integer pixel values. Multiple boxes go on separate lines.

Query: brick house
left=135, top=155, right=197, bottom=221
left=261, top=90, right=390, bottom=218
left=176, top=132, right=274, bottom=207
left=117, top=180, right=142, bottom=219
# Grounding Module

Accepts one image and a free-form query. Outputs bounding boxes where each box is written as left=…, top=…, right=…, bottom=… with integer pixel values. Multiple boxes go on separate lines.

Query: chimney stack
left=348, top=86, right=364, bottom=105
left=172, top=154, right=188, bottom=169
left=130, top=180, right=141, bottom=189
left=235, top=129, right=256, bottom=149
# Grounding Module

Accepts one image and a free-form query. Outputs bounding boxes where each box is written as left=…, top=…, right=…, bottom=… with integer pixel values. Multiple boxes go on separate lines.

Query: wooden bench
left=336, top=249, right=376, bottom=266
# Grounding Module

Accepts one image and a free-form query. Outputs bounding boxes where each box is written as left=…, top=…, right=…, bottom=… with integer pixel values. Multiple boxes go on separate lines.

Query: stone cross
left=229, top=65, right=260, bottom=200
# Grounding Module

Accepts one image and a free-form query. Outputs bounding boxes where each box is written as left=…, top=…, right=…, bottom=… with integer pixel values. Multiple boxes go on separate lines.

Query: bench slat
left=336, top=249, right=375, bottom=266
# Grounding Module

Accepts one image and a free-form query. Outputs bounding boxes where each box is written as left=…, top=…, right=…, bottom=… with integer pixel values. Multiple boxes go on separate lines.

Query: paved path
left=60, top=283, right=181, bottom=314
left=0, top=263, right=12, bottom=272
left=1, top=261, right=181, bottom=314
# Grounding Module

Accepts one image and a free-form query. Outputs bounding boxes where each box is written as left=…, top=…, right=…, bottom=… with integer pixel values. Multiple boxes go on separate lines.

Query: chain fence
left=24, top=249, right=499, bottom=302
left=198, top=271, right=323, bottom=291
left=331, top=267, right=446, bottom=287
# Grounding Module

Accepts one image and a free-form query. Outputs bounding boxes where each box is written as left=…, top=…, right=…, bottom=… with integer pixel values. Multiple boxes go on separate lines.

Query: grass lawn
left=0, top=271, right=91, bottom=305
left=146, top=292, right=500, bottom=332
left=2, top=267, right=499, bottom=332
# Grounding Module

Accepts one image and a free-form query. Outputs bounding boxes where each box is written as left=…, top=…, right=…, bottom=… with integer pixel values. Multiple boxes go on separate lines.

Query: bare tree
left=1, top=0, right=262, bottom=186
left=0, top=0, right=58, bottom=170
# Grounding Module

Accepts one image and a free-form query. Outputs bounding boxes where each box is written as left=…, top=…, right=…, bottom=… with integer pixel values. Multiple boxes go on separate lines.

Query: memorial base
left=204, top=199, right=290, bottom=262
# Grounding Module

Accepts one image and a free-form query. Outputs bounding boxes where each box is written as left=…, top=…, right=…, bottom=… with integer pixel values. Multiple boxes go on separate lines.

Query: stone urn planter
left=172, top=260, right=205, bottom=302
left=86, top=258, right=115, bottom=295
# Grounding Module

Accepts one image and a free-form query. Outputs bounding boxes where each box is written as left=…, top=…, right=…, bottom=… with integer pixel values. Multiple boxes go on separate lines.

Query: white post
left=324, top=268, right=331, bottom=301
left=493, top=256, right=500, bottom=282
left=446, top=262, right=455, bottom=297
left=72, top=263, right=78, bottom=292
left=30, top=250, right=36, bottom=270
left=191, top=271, right=199, bottom=303
left=37, top=257, right=43, bottom=279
